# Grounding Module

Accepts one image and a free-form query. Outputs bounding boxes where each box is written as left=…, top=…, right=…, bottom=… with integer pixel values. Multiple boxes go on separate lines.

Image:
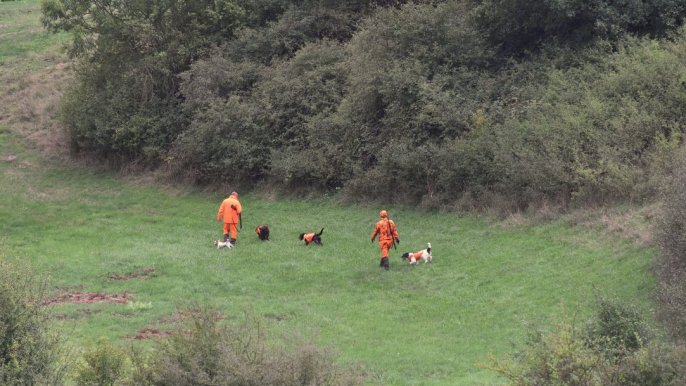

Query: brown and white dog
left=214, top=239, right=233, bottom=249
left=299, top=228, right=324, bottom=246
left=401, top=243, right=432, bottom=265
left=255, top=225, right=270, bottom=241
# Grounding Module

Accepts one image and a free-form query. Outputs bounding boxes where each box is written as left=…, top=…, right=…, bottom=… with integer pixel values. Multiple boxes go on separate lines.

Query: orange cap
left=380, top=210, right=387, bottom=218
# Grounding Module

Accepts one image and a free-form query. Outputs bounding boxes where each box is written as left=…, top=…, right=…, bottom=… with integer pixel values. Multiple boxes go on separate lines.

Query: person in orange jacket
left=217, top=191, right=242, bottom=247
left=371, top=210, right=399, bottom=271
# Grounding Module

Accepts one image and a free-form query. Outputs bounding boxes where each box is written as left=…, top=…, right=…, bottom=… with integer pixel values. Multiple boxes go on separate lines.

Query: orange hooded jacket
left=217, top=194, right=242, bottom=224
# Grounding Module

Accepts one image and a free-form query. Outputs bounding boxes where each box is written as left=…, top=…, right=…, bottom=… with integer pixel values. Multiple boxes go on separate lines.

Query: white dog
left=401, top=243, right=432, bottom=265
left=214, top=239, right=233, bottom=249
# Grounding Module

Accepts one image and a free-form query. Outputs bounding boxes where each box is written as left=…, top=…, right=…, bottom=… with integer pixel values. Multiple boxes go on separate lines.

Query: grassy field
left=0, top=1, right=657, bottom=385
left=0, top=131, right=656, bottom=385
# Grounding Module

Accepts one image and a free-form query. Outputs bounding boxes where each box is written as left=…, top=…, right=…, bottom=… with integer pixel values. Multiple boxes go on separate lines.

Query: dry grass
left=0, top=60, right=72, bottom=158
left=562, top=203, right=659, bottom=248
left=0, top=0, right=72, bottom=159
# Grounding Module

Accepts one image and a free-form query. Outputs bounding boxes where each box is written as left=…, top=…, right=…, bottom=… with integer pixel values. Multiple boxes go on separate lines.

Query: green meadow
left=0, top=131, right=655, bottom=385
left=0, top=1, right=657, bottom=385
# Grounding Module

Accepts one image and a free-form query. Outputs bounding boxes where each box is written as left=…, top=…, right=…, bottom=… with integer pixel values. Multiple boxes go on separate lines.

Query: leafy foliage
left=0, top=253, right=68, bottom=385
left=470, top=0, right=686, bottom=57
left=44, top=0, right=686, bottom=209
left=485, top=301, right=686, bottom=386
left=74, top=339, right=128, bottom=386
left=656, top=145, right=686, bottom=342
left=140, top=307, right=364, bottom=386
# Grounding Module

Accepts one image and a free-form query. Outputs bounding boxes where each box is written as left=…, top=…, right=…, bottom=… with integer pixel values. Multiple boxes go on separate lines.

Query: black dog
left=299, top=228, right=324, bottom=246
left=255, top=225, right=270, bottom=241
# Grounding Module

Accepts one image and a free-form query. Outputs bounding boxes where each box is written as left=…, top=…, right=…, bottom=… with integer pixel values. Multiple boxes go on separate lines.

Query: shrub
left=585, top=294, right=654, bottom=353
left=596, top=342, right=686, bottom=386
left=483, top=316, right=603, bottom=386
left=74, top=338, right=128, bottom=386
left=484, top=299, right=674, bottom=386
left=140, top=307, right=364, bottom=386
left=656, top=145, right=686, bottom=342
left=0, top=253, right=69, bottom=385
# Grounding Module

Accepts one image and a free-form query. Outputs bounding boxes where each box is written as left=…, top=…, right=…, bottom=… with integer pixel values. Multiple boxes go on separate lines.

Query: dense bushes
left=0, top=254, right=68, bottom=385
left=45, top=0, right=686, bottom=209
left=485, top=297, right=686, bottom=386
left=470, top=0, right=686, bottom=57
left=146, top=307, right=363, bottom=386
left=71, top=307, right=364, bottom=386
left=656, top=146, right=686, bottom=342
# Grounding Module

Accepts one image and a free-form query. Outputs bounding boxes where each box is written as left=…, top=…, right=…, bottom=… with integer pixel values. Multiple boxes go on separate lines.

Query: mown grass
left=0, top=129, right=656, bottom=385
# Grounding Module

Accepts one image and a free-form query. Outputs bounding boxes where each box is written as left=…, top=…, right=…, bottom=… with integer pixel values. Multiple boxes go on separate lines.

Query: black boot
left=230, top=238, right=236, bottom=247
left=224, top=234, right=230, bottom=242
left=379, top=257, right=389, bottom=271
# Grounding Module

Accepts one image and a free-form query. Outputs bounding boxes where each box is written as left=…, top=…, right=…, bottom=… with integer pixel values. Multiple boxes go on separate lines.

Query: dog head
left=401, top=252, right=410, bottom=260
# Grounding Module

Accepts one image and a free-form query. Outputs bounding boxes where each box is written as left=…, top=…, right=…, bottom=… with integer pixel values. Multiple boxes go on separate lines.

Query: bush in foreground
left=483, top=297, right=686, bottom=386
left=124, top=307, right=364, bottom=386
left=0, top=252, right=69, bottom=385
left=656, top=145, right=686, bottom=342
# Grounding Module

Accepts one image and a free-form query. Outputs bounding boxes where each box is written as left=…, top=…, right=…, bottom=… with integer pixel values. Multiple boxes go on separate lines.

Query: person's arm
left=217, top=202, right=224, bottom=221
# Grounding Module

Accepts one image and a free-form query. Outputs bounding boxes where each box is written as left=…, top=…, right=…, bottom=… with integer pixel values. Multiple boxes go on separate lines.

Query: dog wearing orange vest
left=255, top=225, right=270, bottom=241
left=299, top=228, right=324, bottom=246
left=401, top=243, right=432, bottom=265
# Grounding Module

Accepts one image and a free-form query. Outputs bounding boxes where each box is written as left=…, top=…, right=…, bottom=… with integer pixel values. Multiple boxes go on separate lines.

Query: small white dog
left=401, top=243, right=432, bottom=265
left=214, top=239, right=233, bottom=249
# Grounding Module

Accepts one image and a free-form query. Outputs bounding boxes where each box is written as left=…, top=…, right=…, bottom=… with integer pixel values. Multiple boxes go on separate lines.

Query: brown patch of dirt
left=107, top=267, right=157, bottom=281
left=46, top=290, right=133, bottom=305
left=122, top=328, right=183, bottom=340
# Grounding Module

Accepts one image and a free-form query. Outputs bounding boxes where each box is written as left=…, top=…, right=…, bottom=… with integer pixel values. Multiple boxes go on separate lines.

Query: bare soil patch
left=46, top=290, right=133, bottom=305
left=123, top=328, right=179, bottom=340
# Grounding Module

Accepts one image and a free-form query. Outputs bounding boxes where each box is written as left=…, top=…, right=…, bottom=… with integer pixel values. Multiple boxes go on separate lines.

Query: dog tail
left=318, top=228, right=324, bottom=236
left=299, top=233, right=305, bottom=240
left=427, top=243, right=431, bottom=254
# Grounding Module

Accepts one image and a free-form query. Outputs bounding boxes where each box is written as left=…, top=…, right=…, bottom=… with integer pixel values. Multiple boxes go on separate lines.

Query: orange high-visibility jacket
left=217, top=194, right=242, bottom=224
left=303, top=233, right=315, bottom=243
left=372, top=219, right=399, bottom=242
